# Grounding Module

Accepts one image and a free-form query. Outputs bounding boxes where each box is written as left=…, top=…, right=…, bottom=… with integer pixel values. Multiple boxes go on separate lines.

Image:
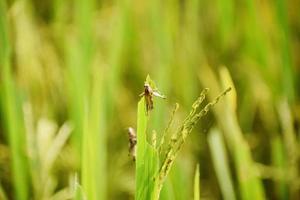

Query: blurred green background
left=0, top=0, right=299, bottom=199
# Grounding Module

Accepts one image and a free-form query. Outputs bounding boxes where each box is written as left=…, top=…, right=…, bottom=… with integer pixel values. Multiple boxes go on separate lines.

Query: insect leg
left=139, top=92, right=145, bottom=97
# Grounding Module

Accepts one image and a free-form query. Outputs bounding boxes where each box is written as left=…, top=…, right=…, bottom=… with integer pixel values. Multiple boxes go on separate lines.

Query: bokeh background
left=0, top=0, right=300, bottom=199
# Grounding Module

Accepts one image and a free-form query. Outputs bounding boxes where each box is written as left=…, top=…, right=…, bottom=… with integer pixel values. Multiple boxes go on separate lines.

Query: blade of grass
left=65, top=0, right=107, bottom=199
left=66, top=0, right=94, bottom=154
left=199, top=66, right=266, bottom=200
left=274, top=0, right=295, bottom=102
left=277, top=100, right=298, bottom=199
left=271, top=136, right=288, bottom=199
left=82, top=69, right=106, bottom=200
left=220, top=68, right=265, bottom=200
left=0, top=1, right=29, bottom=200
left=193, top=164, right=200, bottom=200
left=208, top=128, right=236, bottom=200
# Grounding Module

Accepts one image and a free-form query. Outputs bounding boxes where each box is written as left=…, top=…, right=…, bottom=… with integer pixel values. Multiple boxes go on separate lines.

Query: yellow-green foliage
left=0, top=0, right=299, bottom=199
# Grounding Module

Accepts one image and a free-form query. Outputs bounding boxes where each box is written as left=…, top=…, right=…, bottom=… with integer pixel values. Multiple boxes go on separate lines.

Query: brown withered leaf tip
left=127, top=127, right=137, bottom=161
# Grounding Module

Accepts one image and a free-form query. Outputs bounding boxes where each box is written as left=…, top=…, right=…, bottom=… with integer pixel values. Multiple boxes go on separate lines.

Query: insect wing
left=153, top=91, right=166, bottom=99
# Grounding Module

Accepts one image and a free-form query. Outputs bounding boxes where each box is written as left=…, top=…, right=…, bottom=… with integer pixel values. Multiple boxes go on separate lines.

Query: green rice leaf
left=0, top=1, right=29, bottom=200
left=136, top=97, right=159, bottom=200
left=193, top=164, right=200, bottom=200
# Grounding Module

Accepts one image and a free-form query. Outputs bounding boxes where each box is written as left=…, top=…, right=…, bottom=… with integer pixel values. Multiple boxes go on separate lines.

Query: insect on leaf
left=140, top=75, right=166, bottom=115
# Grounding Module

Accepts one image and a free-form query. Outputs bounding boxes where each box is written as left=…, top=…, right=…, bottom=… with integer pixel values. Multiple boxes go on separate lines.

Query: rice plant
left=136, top=76, right=231, bottom=200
